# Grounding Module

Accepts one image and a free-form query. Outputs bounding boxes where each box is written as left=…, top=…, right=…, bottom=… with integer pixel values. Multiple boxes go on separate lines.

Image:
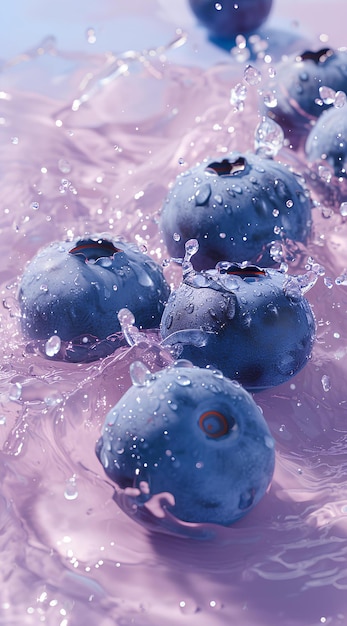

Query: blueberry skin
left=188, top=0, right=273, bottom=39
left=160, top=152, right=312, bottom=270
left=306, top=105, right=347, bottom=179
left=19, top=236, right=170, bottom=344
left=96, top=364, right=275, bottom=526
left=160, top=265, right=316, bottom=391
left=266, top=48, right=347, bottom=143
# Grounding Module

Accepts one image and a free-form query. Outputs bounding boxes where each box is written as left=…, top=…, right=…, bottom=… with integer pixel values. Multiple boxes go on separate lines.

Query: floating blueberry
left=160, top=263, right=316, bottom=391
left=305, top=104, right=347, bottom=179
left=160, top=151, right=312, bottom=269
left=188, top=0, right=273, bottom=40
left=265, top=48, right=347, bottom=145
left=96, top=363, right=275, bottom=526
left=19, top=236, right=170, bottom=355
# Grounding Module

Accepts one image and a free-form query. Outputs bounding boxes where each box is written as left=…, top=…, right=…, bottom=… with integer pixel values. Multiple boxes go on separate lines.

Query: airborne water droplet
left=129, top=361, right=154, bottom=387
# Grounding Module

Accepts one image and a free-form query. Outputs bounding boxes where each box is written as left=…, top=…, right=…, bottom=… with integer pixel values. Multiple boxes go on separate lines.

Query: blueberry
left=265, top=48, right=347, bottom=145
left=160, top=152, right=312, bottom=270
left=160, top=264, right=316, bottom=391
left=306, top=104, right=347, bottom=179
left=96, top=363, right=275, bottom=526
left=188, top=0, right=273, bottom=40
left=19, top=236, right=170, bottom=353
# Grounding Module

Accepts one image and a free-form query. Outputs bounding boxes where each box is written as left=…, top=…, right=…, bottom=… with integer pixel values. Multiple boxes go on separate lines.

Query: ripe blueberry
left=19, top=236, right=170, bottom=354
left=306, top=104, right=347, bottom=179
left=96, top=363, right=275, bottom=526
left=265, top=48, right=347, bottom=145
left=160, top=152, right=312, bottom=270
left=188, top=0, right=273, bottom=40
left=160, top=263, right=316, bottom=391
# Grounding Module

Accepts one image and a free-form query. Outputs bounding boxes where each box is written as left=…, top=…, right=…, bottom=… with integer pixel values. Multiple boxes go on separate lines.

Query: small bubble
left=340, top=202, right=347, bottom=216
left=11, top=137, right=19, bottom=145
left=215, top=2, right=222, bottom=9
left=30, top=201, right=39, bottom=211
left=0, top=416, right=6, bottom=426
left=173, top=232, right=181, bottom=242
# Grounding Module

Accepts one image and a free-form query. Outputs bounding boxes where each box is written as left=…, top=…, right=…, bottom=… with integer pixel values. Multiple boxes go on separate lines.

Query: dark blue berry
left=96, top=364, right=275, bottom=526
left=160, top=152, right=312, bottom=270
left=188, top=0, right=273, bottom=39
left=265, top=48, right=347, bottom=144
left=306, top=104, right=347, bottom=178
left=19, top=236, right=170, bottom=354
left=160, top=263, right=316, bottom=391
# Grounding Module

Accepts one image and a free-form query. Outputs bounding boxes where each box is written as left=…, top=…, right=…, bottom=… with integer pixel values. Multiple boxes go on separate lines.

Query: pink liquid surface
left=1, top=1, right=347, bottom=625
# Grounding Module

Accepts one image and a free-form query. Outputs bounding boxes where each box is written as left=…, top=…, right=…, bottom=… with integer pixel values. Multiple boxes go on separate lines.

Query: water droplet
left=244, top=64, right=261, bottom=86
left=58, top=159, right=71, bottom=174
left=334, top=90, right=347, bottom=108
left=45, top=335, right=61, bottom=357
left=230, top=83, right=248, bottom=111
left=9, top=382, right=22, bottom=401
left=262, top=90, right=278, bottom=108
left=64, top=476, right=78, bottom=500
left=0, top=416, right=6, bottom=426
left=255, top=117, right=284, bottom=157
left=179, top=599, right=199, bottom=615
left=195, top=183, right=211, bottom=206
left=340, top=202, right=347, bottom=216
left=176, top=375, right=191, bottom=387
left=173, top=232, right=181, bottom=242
left=324, top=277, right=334, bottom=289
left=319, top=85, right=336, bottom=105
left=321, top=374, right=331, bottom=392
left=86, top=27, right=97, bottom=44
left=30, top=201, right=39, bottom=211
left=129, top=361, right=153, bottom=387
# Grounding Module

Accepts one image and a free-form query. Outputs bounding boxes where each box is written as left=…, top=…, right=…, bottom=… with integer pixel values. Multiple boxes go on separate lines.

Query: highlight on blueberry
left=160, top=151, right=312, bottom=270
left=188, top=0, right=273, bottom=40
left=95, top=363, right=275, bottom=527
left=160, top=261, right=316, bottom=391
left=18, top=235, right=170, bottom=358
left=305, top=104, right=347, bottom=179
left=264, top=48, right=347, bottom=145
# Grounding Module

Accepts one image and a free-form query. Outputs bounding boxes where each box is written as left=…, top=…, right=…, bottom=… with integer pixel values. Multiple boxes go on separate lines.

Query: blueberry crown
left=69, top=238, right=121, bottom=261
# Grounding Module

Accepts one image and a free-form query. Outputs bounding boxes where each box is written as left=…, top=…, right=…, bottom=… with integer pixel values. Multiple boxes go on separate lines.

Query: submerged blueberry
left=96, top=364, right=275, bottom=526
left=160, top=151, right=312, bottom=269
left=18, top=236, right=170, bottom=354
left=160, top=264, right=316, bottom=391
left=188, top=0, right=273, bottom=39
